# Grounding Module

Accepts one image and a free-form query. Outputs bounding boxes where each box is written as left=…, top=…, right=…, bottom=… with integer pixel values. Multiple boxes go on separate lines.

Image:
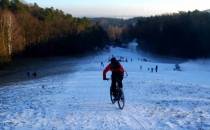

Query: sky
left=25, top=0, right=210, bottom=18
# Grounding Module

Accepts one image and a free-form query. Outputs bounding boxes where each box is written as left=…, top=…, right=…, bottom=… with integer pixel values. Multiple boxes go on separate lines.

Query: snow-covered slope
left=0, top=45, right=210, bottom=130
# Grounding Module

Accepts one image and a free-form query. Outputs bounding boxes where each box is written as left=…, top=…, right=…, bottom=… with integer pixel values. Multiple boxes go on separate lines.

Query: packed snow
left=1, top=43, right=210, bottom=130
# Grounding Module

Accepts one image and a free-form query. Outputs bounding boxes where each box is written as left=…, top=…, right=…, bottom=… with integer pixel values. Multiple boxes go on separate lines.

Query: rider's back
left=103, top=58, right=124, bottom=80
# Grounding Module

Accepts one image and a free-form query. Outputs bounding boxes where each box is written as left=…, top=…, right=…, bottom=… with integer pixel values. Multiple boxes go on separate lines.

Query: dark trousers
left=111, top=73, right=123, bottom=97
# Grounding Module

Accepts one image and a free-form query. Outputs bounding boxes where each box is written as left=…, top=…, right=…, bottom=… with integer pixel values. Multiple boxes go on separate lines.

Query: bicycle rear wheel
left=117, top=89, right=125, bottom=110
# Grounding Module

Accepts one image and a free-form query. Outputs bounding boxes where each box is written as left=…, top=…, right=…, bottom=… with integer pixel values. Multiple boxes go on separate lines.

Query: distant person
left=155, top=65, right=158, bottom=72
left=27, top=72, right=30, bottom=78
left=103, top=57, right=125, bottom=100
left=32, top=72, right=37, bottom=78
left=101, top=62, right=104, bottom=67
left=140, top=65, right=142, bottom=70
left=174, top=64, right=181, bottom=71
left=151, top=68, right=154, bottom=73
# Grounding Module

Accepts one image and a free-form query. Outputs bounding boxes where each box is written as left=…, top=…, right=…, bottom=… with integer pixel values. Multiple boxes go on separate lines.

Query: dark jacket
left=103, top=63, right=124, bottom=80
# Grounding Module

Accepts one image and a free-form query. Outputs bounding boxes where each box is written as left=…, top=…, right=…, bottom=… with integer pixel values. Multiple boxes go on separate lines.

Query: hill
left=0, top=0, right=108, bottom=65
left=1, top=45, right=210, bottom=129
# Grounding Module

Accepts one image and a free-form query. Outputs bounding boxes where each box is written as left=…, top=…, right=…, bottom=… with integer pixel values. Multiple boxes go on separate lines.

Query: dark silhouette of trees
left=0, top=1, right=108, bottom=64
left=2, top=1, right=210, bottom=65
left=0, top=0, right=10, bottom=9
left=132, top=10, right=210, bottom=58
left=90, top=18, right=136, bottom=45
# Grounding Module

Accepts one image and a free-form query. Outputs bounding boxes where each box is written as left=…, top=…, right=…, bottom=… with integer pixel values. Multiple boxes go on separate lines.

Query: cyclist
left=103, top=57, right=125, bottom=100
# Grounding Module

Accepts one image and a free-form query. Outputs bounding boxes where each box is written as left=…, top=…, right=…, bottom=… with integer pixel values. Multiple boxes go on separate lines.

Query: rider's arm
left=123, top=67, right=128, bottom=76
left=119, top=64, right=128, bottom=76
left=103, top=64, right=111, bottom=80
left=120, top=64, right=125, bottom=73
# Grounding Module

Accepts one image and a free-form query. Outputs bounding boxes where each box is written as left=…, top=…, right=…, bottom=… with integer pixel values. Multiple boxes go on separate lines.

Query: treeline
left=91, top=18, right=136, bottom=44
left=0, top=0, right=108, bottom=64
left=131, top=10, right=210, bottom=58
left=1, top=0, right=210, bottom=64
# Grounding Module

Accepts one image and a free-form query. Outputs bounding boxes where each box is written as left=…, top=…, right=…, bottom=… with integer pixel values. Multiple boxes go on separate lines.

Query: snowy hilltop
left=0, top=45, right=210, bottom=130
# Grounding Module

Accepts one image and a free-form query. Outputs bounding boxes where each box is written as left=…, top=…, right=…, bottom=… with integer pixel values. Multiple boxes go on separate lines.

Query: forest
left=0, top=0, right=108, bottom=65
left=1, top=0, right=210, bottom=67
left=131, top=10, right=210, bottom=58
left=93, top=11, right=210, bottom=58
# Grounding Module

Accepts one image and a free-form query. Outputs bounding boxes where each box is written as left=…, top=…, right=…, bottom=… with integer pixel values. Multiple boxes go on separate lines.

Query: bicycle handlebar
left=104, top=73, right=128, bottom=81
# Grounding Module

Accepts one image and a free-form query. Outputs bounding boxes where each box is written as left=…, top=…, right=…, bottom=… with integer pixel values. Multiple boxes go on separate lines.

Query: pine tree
left=0, top=0, right=10, bottom=9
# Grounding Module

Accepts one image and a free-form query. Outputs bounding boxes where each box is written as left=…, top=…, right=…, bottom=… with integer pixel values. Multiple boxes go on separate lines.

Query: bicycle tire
left=110, top=86, right=115, bottom=104
left=117, top=88, right=125, bottom=110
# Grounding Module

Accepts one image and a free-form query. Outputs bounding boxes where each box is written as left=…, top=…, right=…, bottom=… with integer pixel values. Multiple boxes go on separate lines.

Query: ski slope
left=1, top=45, right=210, bottom=130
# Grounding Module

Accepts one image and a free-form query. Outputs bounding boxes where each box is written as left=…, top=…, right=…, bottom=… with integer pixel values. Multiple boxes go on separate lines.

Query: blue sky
left=25, top=0, right=210, bottom=18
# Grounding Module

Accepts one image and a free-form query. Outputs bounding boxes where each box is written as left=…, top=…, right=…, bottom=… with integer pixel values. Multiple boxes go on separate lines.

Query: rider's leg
left=111, top=75, right=117, bottom=98
left=118, top=81, right=122, bottom=89
left=116, top=75, right=123, bottom=98
left=117, top=75, right=123, bottom=88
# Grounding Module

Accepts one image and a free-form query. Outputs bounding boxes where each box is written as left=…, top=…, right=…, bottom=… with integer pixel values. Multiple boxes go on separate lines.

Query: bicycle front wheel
left=110, top=87, right=115, bottom=104
left=117, top=89, right=125, bottom=110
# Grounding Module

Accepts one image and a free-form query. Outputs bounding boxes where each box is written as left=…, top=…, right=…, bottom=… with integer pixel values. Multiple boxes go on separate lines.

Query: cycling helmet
left=111, top=57, right=117, bottom=63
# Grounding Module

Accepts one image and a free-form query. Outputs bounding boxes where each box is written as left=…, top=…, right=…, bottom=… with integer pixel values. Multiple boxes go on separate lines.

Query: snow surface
left=1, top=44, right=210, bottom=130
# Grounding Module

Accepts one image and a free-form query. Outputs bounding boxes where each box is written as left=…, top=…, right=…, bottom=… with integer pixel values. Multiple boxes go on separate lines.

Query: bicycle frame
left=108, top=77, right=125, bottom=110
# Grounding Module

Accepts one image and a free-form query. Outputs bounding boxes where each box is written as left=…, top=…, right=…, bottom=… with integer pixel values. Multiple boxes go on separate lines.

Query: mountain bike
left=110, top=82, right=125, bottom=110
left=106, top=77, right=125, bottom=110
